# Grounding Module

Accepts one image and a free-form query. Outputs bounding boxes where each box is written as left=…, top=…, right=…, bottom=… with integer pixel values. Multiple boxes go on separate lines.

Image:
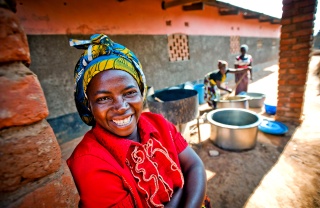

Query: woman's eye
left=96, top=96, right=111, bottom=103
left=124, top=90, right=138, bottom=97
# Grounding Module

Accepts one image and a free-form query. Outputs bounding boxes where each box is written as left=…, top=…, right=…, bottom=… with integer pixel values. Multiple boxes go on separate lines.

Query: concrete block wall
left=276, top=0, right=317, bottom=123
left=0, top=5, right=79, bottom=207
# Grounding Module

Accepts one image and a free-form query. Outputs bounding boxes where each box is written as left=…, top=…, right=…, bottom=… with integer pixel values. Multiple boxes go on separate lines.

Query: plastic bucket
left=194, top=84, right=205, bottom=104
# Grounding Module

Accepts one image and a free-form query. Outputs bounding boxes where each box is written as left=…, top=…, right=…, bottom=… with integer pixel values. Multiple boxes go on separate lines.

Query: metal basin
left=147, top=89, right=198, bottom=125
left=216, top=96, right=248, bottom=109
left=207, top=108, right=262, bottom=151
left=246, top=92, right=266, bottom=108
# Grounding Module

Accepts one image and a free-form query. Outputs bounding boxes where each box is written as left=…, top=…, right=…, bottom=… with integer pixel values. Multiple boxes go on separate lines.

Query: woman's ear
left=87, top=102, right=92, bottom=112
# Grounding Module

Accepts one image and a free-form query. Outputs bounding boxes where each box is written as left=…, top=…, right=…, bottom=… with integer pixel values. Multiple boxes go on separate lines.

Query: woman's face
left=86, top=70, right=143, bottom=138
left=218, top=63, right=227, bottom=74
left=240, top=47, right=247, bottom=55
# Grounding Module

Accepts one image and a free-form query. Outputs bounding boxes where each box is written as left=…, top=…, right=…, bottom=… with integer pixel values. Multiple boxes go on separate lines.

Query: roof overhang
left=162, top=0, right=281, bottom=24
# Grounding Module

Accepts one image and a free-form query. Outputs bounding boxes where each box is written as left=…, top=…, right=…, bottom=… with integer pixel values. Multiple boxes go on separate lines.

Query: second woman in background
left=234, top=44, right=253, bottom=95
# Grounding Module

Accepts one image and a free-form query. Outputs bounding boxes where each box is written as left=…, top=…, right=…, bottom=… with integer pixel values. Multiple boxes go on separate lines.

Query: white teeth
left=113, top=116, right=131, bottom=126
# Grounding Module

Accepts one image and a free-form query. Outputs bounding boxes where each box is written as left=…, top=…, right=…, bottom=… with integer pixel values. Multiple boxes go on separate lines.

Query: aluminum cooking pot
left=207, top=108, right=262, bottom=151
left=246, top=92, right=266, bottom=108
left=215, top=96, right=248, bottom=109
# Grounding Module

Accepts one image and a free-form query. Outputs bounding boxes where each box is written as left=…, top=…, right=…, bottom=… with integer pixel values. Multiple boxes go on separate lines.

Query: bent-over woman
left=204, top=60, right=249, bottom=109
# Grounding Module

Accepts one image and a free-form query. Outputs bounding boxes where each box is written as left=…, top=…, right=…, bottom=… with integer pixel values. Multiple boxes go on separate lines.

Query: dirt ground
left=61, top=57, right=320, bottom=208
left=184, top=64, right=295, bottom=207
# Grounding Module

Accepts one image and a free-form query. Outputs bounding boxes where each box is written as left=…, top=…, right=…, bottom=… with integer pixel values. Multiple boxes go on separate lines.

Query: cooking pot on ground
left=246, top=92, right=266, bottom=108
left=207, top=108, right=262, bottom=151
left=147, top=89, right=198, bottom=125
left=215, top=95, right=248, bottom=109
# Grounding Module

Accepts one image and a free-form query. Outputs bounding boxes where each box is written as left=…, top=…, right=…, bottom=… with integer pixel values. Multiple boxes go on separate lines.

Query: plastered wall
left=16, top=0, right=280, bottom=143
left=16, top=0, right=280, bottom=37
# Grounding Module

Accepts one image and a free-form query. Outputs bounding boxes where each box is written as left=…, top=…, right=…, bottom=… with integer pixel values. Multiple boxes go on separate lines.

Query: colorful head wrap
left=70, top=34, right=146, bottom=126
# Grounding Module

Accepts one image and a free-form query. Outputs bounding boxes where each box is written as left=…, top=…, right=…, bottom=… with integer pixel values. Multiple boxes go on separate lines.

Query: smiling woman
left=67, top=34, right=208, bottom=207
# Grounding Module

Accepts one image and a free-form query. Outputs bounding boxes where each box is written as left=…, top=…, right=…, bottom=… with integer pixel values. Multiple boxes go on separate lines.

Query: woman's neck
left=126, top=127, right=140, bottom=142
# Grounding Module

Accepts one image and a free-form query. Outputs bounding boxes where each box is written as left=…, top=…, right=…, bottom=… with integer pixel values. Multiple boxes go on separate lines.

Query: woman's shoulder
left=139, top=112, right=177, bottom=134
left=67, top=129, right=114, bottom=163
left=140, top=112, right=170, bottom=126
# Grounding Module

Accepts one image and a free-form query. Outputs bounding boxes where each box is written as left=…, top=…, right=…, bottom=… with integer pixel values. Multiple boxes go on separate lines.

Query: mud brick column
left=277, top=0, right=317, bottom=123
left=0, top=4, right=79, bottom=208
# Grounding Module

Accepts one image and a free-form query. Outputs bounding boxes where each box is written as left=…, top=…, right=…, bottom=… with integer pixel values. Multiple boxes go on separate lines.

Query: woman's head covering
left=70, top=34, right=146, bottom=126
left=240, top=44, right=249, bottom=52
left=218, top=60, right=228, bottom=69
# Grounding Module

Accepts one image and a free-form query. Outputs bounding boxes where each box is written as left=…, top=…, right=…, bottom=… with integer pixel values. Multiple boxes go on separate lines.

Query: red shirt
left=67, top=112, right=188, bottom=207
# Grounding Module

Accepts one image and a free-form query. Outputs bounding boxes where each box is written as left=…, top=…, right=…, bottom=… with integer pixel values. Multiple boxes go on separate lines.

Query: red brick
left=278, top=80, right=287, bottom=87
left=278, top=67, right=289, bottom=73
left=295, top=0, right=316, bottom=8
left=278, top=97, right=291, bottom=103
left=287, top=79, right=307, bottom=85
left=0, top=63, right=49, bottom=129
left=288, top=68, right=308, bottom=74
left=282, top=24, right=297, bottom=33
left=301, top=5, right=317, bottom=14
left=280, top=44, right=291, bottom=51
left=288, top=92, right=304, bottom=98
left=279, top=50, right=296, bottom=58
left=286, top=103, right=302, bottom=109
left=291, top=56, right=310, bottom=63
left=278, top=73, right=290, bottom=80
left=1, top=161, right=79, bottom=208
left=296, top=48, right=312, bottom=56
left=294, top=97, right=304, bottom=103
left=283, top=0, right=293, bottom=5
left=0, top=8, right=30, bottom=64
left=281, top=38, right=297, bottom=45
left=292, top=29, right=313, bottom=37
left=283, top=4, right=295, bottom=11
left=292, top=42, right=312, bottom=50
left=280, top=32, right=291, bottom=39
left=294, top=62, right=309, bottom=68
left=279, top=57, right=289, bottom=63
left=276, top=115, right=302, bottom=124
left=276, top=106, right=291, bottom=112
left=296, top=87, right=305, bottom=92
left=281, top=18, right=292, bottom=25
left=278, top=85, right=297, bottom=92
left=278, top=91, right=289, bottom=97
left=297, top=19, right=315, bottom=29
left=293, top=13, right=315, bottom=23
left=0, top=120, right=61, bottom=192
left=282, top=10, right=294, bottom=18
left=284, top=111, right=302, bottom=118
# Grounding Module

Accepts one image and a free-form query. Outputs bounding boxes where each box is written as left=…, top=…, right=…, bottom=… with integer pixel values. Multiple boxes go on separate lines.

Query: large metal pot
left=216, top=96, right=248, bottom=109
left=207, top=108, right=262, bottom=151
left=147, top=89, right=198, bottom=125
left=246, top=92, right=266, bottom=108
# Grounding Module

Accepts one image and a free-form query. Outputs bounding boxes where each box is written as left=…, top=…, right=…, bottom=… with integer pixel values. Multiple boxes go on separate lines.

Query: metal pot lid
left=258, top=119, right=288, bottom=135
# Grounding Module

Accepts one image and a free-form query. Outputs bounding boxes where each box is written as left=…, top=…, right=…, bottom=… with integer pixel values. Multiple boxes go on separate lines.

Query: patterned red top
left=67, top=112, right=188, bottom=207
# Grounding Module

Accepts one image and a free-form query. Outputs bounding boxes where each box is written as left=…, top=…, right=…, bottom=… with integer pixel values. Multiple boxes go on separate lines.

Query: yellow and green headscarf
left=70, top=34, right=146, bottom=126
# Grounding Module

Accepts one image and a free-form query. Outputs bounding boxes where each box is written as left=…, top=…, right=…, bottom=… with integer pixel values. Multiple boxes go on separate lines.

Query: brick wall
left=276, top=0, right=317, bottom=123
left=0, top=4, right=79, bottom=207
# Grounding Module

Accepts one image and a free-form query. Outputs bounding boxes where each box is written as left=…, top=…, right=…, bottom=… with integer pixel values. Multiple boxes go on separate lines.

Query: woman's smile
left=112, top=115, right=133, bottom=126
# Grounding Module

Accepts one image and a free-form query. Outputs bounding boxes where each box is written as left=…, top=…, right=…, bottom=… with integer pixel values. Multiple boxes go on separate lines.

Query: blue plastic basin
left=264, top=103, right=277, bottom=115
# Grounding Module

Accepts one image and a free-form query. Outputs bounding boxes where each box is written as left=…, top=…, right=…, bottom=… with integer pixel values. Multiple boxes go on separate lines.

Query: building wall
left=16, top=0, right=281, bottom=143
left=16, top=0, right=280, bottom=37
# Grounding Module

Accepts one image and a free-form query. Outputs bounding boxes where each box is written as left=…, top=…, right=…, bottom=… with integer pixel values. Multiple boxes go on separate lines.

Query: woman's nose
left=113, top=97, right=129, bottom=111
